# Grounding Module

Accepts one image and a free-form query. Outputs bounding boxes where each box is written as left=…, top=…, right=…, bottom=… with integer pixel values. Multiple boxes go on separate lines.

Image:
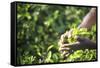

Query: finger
left=60, top=51, right=69, bottom=59
left=68, top=29, right=73, bottom=38
left=64, top=53, right=70, bottom=57
left=61, top=33, right=67, bottom=40
left=61, top=42, right=80, bottom=48
left=60, top=48, right=74, bottom=56
left=62, top=50, right=74, bottom=57
left=64, top=31, right=69, bottom=37
left=62, top=52, right=70, bottom=58
left=60, top=34, right=66, bottom=44
left=59, top=47, right=70, bottom=54
left=58, top=40, right=63, bottom=46
left=61, top=44, right=73, bottom=48
left=59, top=46, right=70, bottom=51
left=60, top=44, right=69, bottom=47
left=59, top=48, right=70, bottom=52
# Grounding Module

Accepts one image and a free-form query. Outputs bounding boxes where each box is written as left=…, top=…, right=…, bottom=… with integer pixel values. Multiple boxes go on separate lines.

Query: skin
left=78, top=8, right=96, bottom=29
left=59, top=8, right=97, bottom=58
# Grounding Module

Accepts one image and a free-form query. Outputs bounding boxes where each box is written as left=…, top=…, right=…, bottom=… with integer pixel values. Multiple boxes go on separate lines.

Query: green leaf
left=45, top=51, right=52, bottom=62
left=47, top=45, right=54, bottom=51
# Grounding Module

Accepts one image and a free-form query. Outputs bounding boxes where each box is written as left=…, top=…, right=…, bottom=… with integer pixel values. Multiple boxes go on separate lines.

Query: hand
left=58, top=30, right=73, bottom=58
left=58, top=34, right=96, bottom=58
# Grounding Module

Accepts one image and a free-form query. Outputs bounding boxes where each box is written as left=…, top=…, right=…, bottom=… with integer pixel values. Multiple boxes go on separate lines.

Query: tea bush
left=16, top=3, right=96, bottom=65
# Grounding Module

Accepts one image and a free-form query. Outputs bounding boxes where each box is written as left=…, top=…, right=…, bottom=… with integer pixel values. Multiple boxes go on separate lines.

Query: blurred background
left=16, top=3, right=96, bottom=65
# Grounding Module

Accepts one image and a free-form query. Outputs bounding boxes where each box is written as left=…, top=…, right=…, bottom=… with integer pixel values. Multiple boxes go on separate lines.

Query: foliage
left=67, top=26, right=96, bottom=43
left=67, top=28, right=90, bottom=43
left=16, top=3, right=96, bottom=65
left=66, top=49, right=96, bottom=62
left=62, top=26, right=96, bottom=62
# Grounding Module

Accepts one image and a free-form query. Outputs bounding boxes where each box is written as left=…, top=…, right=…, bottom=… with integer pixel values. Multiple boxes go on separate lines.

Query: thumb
left=68, top=29, right=73, bottom=38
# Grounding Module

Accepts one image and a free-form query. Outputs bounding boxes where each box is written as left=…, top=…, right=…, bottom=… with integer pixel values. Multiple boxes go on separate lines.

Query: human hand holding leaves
left=58, top=28, right=96, bottom=59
